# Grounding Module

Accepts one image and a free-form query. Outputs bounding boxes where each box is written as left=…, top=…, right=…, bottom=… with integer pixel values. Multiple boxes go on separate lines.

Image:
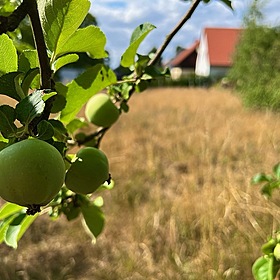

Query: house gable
left=169, top=40, right=199, bottom=70
left=168, top=27, right=242, bottom=79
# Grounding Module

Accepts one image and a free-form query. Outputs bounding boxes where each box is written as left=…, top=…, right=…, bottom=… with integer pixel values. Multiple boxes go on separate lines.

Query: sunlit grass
left=1, top=87, right=280, bottom=279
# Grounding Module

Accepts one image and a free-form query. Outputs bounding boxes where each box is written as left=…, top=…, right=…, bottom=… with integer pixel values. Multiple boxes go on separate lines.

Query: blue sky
left=90, top=0, right=280, bottom=68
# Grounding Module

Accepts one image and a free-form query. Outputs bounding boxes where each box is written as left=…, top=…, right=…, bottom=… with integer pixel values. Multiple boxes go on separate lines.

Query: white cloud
left=90, top=0, right=280, bottom=68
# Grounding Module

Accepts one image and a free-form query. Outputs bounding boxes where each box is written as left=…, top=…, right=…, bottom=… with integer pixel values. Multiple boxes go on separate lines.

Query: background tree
left=228, top=0, right=280, bottom=110
left=176, top=45, right=185, bottom=54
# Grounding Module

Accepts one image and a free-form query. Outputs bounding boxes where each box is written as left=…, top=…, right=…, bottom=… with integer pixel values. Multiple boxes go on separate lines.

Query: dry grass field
left=2, top=87, right=280, bottom=279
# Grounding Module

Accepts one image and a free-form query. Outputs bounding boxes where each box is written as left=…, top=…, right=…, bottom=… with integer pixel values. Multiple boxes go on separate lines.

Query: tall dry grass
left=2, top=87, right=280, bottom=279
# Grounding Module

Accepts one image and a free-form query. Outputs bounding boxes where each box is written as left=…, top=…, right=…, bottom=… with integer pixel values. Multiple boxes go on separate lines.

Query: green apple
left=0, top=139, right=65, bottom=207
left=65, top=147, right=109, bottom=194
left=85, top=93, right=119, bottom=127
left=274, top=243, right=280, bottom=260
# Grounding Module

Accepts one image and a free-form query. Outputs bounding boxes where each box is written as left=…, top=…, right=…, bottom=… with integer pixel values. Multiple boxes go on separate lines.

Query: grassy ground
left=1, top=87, right=280, bottom=279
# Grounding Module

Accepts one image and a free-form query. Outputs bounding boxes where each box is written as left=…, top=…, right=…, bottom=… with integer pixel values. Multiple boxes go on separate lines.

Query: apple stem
left=26, top=204, right=41, bottom=215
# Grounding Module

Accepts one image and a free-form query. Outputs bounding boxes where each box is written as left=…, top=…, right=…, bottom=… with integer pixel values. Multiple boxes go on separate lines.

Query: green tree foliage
left=0, top=0, right=21, bottom=16
left=228, top=1, right=280, bottom=110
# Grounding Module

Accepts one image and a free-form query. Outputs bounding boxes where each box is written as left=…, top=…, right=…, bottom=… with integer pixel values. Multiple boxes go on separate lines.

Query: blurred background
left=1, top=0, right=280, bottom=279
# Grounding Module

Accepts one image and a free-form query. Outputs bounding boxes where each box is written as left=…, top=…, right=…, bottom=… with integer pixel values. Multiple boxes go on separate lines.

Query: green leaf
left=273, top=163, right=280, bottom=179
left=135, top=54, right=150, bottom=76
left=56, top=26, right=107, bottom=59
left=38, top=0, right=91, bottom=61
left=65, top=207, right=81, bottom=221
left=121, top=83, right=133, bottom=100
left=51, top=82, right=67, bottom=113
left=21, top=68, right=40, bottom=96
left=14, top=73, right=26, bottom=100
left=61, top=203, right=81, bottom=221
left=0, top=141, right=7, bottom=151
left=0, top=34, right=17, bottom=76
left=48, top=119, right=67, bottom=134
left=16, top=213, right=39, bottom=242
left=268, top=256, right=280, bottom=280
left=37, top=120, right=55, bottom=140
left=48, top=119, right=68, bottom=141
left=144, top=65, right=170, bottom=78
left=81, top=203, right=105, bottom=240
left=18, top=50, right=39, bottom=73
left=252, top=173, right=273, bottom=184
left=121, top=23, right=156, bottom=67
left=135, top=80, right=149, bottom=93
left=2, top=212, right=38, bottom=248
left=0, top=214, right=18, bottom=243
left=0, top=72, right=24, bottom=101
left=0, top=105, right=17, bottom=139
left=272, top=259, right=280, bottom=279
left=252, top=256, right=270, bottom=280
left=0, top=133, right=8, bottom=142
left=60, top=64, right=117, bottom=123
left=66, top=118, right=88, bottom=134
left=4, top=212, right=26, bottom=249
left=52, top=54, right=79, bottom=72
left=261, top=181, right=280, bottom=197
left=120, top=102, right=129, bottom=113
left=0, top=203, right=24, bottom=220
left=15, top=90, right=45, bottom=125
left=41, top=91, right=57, bottom=102
left=52, top=141, right=67, bottom=156
left=0, top=133, right=8, bottom=150
left=0, top=1, right=18, bottom=15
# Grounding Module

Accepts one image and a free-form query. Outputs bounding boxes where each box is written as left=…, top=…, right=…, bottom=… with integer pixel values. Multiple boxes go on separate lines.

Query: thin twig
left=27, top=0, right=52, bottom=89
left=0, top=1, right=29, bottom=34
left=77, top=127, right=109, bottom=148
left=27, top=0, right=55, bottom=132
left=148, top=0, right=202, bottom=66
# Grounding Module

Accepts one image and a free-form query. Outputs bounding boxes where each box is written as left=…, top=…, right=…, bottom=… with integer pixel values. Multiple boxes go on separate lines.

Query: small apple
left=274, top=243, right=280, bottom=260
left=65, top=147, right=109, bottom=194
left=85, top=93, right=119, bottom=127
left=0, top=139, right=65, bottom=208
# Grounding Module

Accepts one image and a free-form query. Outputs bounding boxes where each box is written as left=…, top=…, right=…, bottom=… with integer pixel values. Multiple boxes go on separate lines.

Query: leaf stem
left=148, top=0, right=202, bottom=66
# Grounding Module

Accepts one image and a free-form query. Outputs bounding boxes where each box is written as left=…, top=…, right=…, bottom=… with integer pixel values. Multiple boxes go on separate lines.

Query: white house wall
left=195, top=33, right=210, bottom=77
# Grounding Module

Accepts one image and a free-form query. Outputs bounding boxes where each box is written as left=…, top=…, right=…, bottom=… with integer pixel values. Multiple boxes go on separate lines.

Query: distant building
left=168, top=27, right=242, bottom=80
left=168, top=40, right=199, bottom=80
left=196, top=27, right=242, bottom=78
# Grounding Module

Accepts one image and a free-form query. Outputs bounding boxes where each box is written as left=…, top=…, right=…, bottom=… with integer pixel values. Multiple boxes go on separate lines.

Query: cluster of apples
left=0, top=94, right=119, bottom=210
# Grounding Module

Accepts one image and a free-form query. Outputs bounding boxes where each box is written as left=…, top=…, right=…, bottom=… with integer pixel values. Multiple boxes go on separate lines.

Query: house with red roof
left=168, top=40, right=199, bottom=80
left=169, top=27, right=242, bottom=80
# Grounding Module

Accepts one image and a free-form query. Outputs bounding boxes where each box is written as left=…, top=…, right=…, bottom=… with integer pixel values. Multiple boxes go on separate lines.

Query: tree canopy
left=228, top=1, right=280, bottom=110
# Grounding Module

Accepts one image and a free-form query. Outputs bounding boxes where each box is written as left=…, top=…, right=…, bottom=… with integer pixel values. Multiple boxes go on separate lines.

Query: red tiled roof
left=205, top=27, right=242, bottom=66
left=169, top=40, right=199, bottom=67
